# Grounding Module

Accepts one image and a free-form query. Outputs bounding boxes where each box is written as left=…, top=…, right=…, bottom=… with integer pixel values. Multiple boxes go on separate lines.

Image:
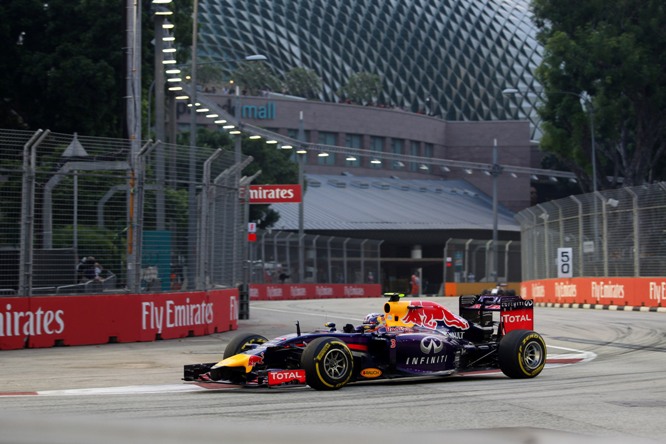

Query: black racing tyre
left=498, top=329, right=547, bottom=378
left=301, top=337, right=354, bottom=390
left=223, top=333, right=268, bottom=359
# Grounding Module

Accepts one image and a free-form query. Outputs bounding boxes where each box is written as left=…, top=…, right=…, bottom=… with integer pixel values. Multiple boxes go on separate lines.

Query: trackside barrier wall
left=520, top=277, right=666, bottom=308
left=249, top=283, right=382, bottom=300
left=0, top=289, right=237, bottom=350
left=443, top=282, right=521, bottom=297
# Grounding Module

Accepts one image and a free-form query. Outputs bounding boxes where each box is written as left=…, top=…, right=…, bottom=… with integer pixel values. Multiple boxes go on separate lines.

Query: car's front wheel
left=301, top=337, right=353, bottom=390
left=223, top=333, right=268, bottom=359
left=498, top=329, right=546, bottom=378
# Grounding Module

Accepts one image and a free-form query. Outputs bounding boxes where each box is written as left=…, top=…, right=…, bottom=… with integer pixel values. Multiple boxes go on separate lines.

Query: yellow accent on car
left=212, top=354, right=254, bottom=373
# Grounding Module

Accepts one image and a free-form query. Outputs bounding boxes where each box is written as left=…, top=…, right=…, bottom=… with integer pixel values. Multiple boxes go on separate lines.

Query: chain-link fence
left=443, top=238, right=522, bottom=284
left=249, top=232, right=383, bottom=285
left=1, top=128, right=385, bottom=297
left=516, top=183, right=666, bottom=280
left=0, top=128, right=249, bottom=296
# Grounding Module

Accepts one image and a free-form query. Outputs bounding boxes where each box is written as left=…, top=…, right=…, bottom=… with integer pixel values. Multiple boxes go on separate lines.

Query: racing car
left=183, top=290, right=546, bottom=390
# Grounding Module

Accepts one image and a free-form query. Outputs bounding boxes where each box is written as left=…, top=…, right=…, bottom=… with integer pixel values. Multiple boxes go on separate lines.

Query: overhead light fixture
left=266, top=140, right=278, bottom=144
left=175, top=95, right=189, bottom=100
left=206, top=114, right=219, bottom=118
left=531, top=175, right=539, bottom=181
left=166, top=77, right=181, bottom=82
left=510, top=172, right=518, bottom=178
left=569, top=178, right=578, bottom=184
left=346, top=156, right=357, bottom=161
left=441, top=166, right=451, bottom=172
left=165, top=68, right=181, bottom=75
left=222, top=125, right=235, bottom=129
left=152, top=0, right=173, bottom=4
left=395, top=161, right=405, bottom=167
left=154, top=9, right=173, bottom=16
left=419, top=164, right=428, bottom=170
left=249, top=135, right=261, bottom=140
left=280, top=144, right=293, bottom=150
left=229, top=130, right=241, bottom=135
left=318, top=152, right=329, bottom=157
left=214, top=119, right=227, bottom=124
left=162, top=48, right=176, bottom=53
left=162, top=22, right=174, bottom=30
left=464, top=168, right=473, bottom=174
left=371, top=159, right=381, bottom=164
left=162, top=36, right=175, bottom=42
left=296, top=148, right=307, bottom=154
left=196, top=108, right=209, bottom=113
left=549, top=176, right=559, bottom=183
left=484, top=170, right=491, bottom=176
left=168, top=86, right=182, bottom=91
left=162, top=59, right=176, bottom=65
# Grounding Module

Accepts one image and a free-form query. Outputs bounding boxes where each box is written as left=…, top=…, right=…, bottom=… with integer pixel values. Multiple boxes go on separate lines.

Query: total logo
left=501, top=313, right=533, bottom=324
left=268, top=369, right=306, bottom=386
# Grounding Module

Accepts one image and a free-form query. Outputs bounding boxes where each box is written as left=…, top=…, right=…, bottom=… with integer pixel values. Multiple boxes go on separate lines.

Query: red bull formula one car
left=183, top=291, right=546, bottom=390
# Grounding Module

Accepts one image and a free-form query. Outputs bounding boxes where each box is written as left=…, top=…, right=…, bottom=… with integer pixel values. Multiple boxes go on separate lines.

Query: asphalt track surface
left=1, top=297, right=665, bottom=444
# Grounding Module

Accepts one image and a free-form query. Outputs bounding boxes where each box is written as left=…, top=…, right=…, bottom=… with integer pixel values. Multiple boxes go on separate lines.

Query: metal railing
left=1, top=128, right=384, bottom=297
left=516, top=183, right=666, bottom=280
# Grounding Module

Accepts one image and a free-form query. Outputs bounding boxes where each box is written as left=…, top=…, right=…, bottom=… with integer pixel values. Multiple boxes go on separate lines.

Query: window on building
left=317, top=131, right=337, bottom=165
left=391, top=138, right=404, bottom=170
left=345, top=133, right=362, bottom=167
left=370, top=136, right=384, bottom=169
left=409, top=140, right=420, bottom=171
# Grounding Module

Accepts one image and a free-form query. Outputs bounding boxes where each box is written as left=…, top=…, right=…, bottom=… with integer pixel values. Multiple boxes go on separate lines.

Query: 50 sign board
left=557, top=247, right=573, bottom=278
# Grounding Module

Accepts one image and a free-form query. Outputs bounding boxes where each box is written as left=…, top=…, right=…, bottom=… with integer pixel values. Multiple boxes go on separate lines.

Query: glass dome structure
left=198, top=0, right=542, bottom=136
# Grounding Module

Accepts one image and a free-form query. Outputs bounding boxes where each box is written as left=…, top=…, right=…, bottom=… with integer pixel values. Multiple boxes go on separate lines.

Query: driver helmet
left=362, top=312, right=385, bottom=330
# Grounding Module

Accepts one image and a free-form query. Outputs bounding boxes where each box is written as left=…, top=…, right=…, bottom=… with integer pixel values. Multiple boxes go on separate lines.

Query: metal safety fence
left=248, top=232, right=383, bottom=285
left=516, top=183, right=666, bottom=280
left=0, top=128, right=248, bottom=296
left=443, top=238, right=522, bottom=284
left=1, top=128, right=384, bottom=298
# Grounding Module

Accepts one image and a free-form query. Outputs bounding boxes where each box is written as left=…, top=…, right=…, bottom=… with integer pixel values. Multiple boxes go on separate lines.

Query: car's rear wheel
left=301, top=337, right=353, bottom=390
left=498, top=329, right=546, bottom=378
left=223, top=333, right=268, bottom=359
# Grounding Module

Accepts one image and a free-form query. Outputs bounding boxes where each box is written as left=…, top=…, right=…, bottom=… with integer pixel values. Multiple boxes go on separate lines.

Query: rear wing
left=459, top=294, right=534, bottom=336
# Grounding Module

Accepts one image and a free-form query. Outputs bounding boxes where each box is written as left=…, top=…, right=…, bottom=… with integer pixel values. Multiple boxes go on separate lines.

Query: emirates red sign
left=248, top=184, right=302, bottom=203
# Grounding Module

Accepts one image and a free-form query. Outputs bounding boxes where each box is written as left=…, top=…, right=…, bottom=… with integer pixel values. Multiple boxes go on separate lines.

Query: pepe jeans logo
left=420, top=336, right=444, bottom=354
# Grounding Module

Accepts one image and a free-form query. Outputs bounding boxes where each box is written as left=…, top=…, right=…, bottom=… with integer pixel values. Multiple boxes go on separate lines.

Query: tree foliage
left=337, top=72, right=382, bottom=105
left=193, top=128, right=299, bottom=228
left=284, top=67, right=322, bottom=99
left=532, top=0, right=666, bottom=189
left=0, top=0, right=193, bottom=137
left=232, top=61, right=281, bottom=95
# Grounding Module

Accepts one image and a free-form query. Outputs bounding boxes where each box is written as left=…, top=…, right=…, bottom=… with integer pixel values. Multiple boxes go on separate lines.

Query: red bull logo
left=401, top=300, right=470, bottom=330
left=247, top=354, right=264, bottom=367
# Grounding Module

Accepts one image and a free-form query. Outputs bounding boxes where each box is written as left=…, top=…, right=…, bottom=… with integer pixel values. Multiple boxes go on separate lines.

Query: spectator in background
left=77, top=256, right=97, bottom=282
left=94, top=261, right=104, bottom=281
left=410, top=273, right=420, bottom=296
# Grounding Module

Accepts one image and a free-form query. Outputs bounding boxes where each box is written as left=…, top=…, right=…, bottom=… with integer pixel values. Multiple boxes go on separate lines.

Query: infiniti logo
left=420, top=336, right=444, bottom=354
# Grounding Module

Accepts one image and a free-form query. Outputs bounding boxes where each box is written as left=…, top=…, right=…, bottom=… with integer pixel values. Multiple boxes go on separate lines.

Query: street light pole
left=490, top=138, right=502, bottom=284
left=187, top=0, right=199, bottom=290
left=153, top=11, right=166, bottom=231
left=297, top=111, right=305, bottom=283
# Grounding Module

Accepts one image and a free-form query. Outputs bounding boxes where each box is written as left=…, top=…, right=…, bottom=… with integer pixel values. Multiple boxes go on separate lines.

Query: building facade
left=196, top=0, right=543, bottom=138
